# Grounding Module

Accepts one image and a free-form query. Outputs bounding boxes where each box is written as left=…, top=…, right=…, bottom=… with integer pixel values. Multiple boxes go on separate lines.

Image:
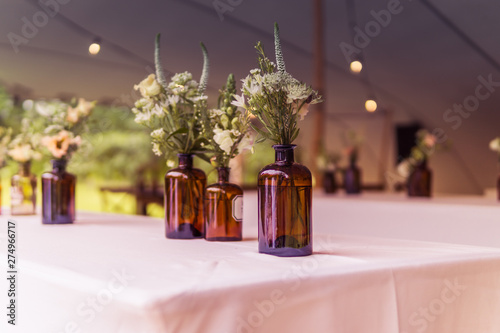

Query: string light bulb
left=365, top=99, right=377, bottom=112
left=89, top=37, right=101, bottom=55
left=350, top=60, right=363, bottom=73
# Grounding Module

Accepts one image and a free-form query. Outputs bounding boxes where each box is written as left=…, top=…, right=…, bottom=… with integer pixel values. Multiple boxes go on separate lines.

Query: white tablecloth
left=1, top=193, right=500, bottom=333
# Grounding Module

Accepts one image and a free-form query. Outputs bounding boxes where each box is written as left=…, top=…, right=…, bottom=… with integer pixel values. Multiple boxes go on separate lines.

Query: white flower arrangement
left=26, top=98, right=95, bottom=160
left=204, top=74, right=253, bottom=168
left=397, top=129, right=444, bottom=178
left=7, top=118, right=42, bottom=163
left=235, top=23, right=322, bottom=145
left=132, top=34, right=210, bottom=163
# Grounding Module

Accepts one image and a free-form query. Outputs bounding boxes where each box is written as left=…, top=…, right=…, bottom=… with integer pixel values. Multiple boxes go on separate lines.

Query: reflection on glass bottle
left=258, top=145, right=312, bottom=257
left=11, top=162, right=37, bottom=215
left=165, top=154, right=206, bottom=239
left=408, top=159, right=432, bottom=197
left=41, top=159, right=76, bottom=224
left=205, top=167, right=243, bottom=241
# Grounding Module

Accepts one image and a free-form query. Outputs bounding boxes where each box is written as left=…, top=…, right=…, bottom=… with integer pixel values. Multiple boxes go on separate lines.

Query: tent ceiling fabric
left=1, top=0, right=499, bottom=194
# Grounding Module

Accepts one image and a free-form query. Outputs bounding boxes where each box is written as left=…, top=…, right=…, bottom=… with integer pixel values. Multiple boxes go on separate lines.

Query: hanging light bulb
left=89, top=37, right=101, bottom=55
left=350, top=60, right=363, bottom=73
left=365, top=99, right=377, bottom=112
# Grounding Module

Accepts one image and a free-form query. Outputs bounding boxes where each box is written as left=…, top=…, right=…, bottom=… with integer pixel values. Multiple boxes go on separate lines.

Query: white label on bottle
left=232, top=195, right=243, bottom=222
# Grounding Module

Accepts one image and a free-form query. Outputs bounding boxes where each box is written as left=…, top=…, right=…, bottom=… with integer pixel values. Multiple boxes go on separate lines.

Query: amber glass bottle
left=165, top=154, right=206, bottom=239
left=344, top=161, right=362, bottom=194
left=323, top=170, right=338, bottom=194
left=497, top=174, right=500, bottom=201
left=11, top=161, right=37, bottom=215
left=205, top=167, right=243, bottom=241
left=408, top=159, right=432, bottom=197
left=41, top=159, right=76, bottom=224
left=258, top=145, right=312, bottom=257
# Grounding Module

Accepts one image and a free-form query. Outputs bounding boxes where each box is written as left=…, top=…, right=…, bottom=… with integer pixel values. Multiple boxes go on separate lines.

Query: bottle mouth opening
left=272, top=144, right=297, bottom=150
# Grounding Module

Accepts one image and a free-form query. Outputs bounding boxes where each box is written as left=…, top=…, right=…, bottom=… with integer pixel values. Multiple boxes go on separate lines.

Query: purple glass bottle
left=258, top=145, right=312, bottom=257
left=41, top=159, right=76, bottom=224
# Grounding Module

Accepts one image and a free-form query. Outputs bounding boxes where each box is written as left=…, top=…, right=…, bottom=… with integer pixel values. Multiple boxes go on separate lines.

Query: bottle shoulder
left=41, top=171, right=76, bottom=181
left=258, top=162, right=312, bottom=186
left=165, top=167, right=206, bottom=180
left=206, top=182, right=243, bottom=194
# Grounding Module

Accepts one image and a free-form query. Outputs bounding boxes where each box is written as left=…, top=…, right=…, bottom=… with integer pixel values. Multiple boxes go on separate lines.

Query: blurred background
left=1, top=0, right=500, bottom=215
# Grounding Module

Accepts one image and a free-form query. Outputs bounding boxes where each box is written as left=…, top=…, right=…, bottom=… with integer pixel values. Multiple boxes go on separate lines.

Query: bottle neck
left=418, top=158, right=428, bottom=169
left=217, top=167, right=230, bottom=183
left=19, top=162, right=31, bottom=176
left=274, top=145, right=296, bottom=164
left=178, top=154, right=193, bottom=169
left=52, top=159, right=67, bottom=173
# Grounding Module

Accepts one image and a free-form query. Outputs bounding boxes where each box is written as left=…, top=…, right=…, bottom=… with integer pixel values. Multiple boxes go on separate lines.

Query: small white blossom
left=134, top=74, right=162, bottom=98
left=134, top=111, right=152, bottom=125
left=152, top=142, right=162, bottom=156
left=213, top=128, right=234, bottom=154
left=209, top=109, right=224, bottom=118
left=151, top=128, right=166, bottom=140
left=231, top=94, right=246, bottom=108
left=397, top=160, right=412, bottom=178
left=490, top=138, right=500, bottom=152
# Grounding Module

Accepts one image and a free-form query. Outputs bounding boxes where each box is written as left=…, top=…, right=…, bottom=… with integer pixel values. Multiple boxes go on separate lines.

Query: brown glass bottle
left=344, top=162, right=362, bottom=194
left=205, top=167, right=243, bottom=241
left=41, top=159, right=76, bottom=224
left=408, top=159, right=432, bottom=197
left=497, top=174, right=500, bottom=201
left=258, top=145, right=312, bottom=257
left=323, top=170, right=338, bottom=194
left=11, top=161, right=37, bottom=215
left=165, top=154, right=206, bottom=239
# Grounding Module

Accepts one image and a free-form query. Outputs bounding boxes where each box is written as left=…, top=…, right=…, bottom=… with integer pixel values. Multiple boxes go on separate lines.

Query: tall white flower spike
left=154, top=33, right=169, bottom=91
left=274, top=22, right=286, bottom=75
left=199, top=42, right=210, bottom=94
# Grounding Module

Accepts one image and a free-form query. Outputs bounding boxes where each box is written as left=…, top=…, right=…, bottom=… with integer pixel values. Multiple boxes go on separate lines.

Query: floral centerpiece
left=236, top=23, right=322, bottom=256
left=35, top=98, right=94, bottom=160
left=203, top=73, right=252, bottom=241
left=31, top=98, right=95, bottom=224
left=342, top=131, right=363, bottom=194
left=489, top=137, right=500, bottom=200
left=397, top=129, right=443, bottom=197
left=206, top=73, right=253, bottom=168
left=132, top=34, right=210, bottom=239
left=7, top=119, right=42, bottom=215
left=317, top=147, right=341, bottom=194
